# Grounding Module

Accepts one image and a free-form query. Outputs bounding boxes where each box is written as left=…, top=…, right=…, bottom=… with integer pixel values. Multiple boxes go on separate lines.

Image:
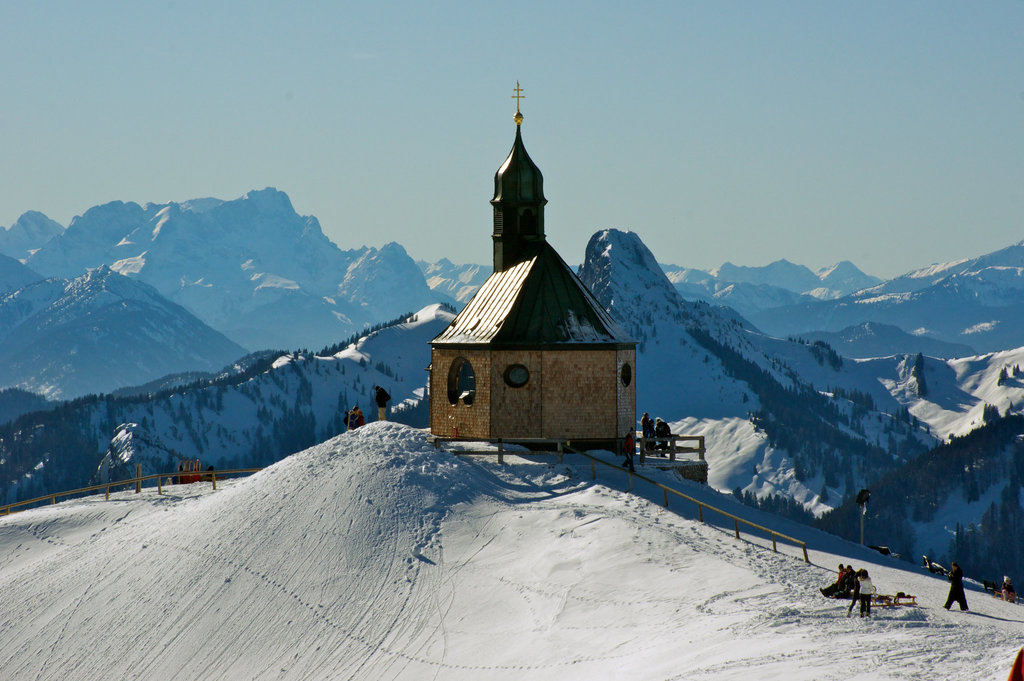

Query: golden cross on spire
left=511, top=81, right=525, bottom=125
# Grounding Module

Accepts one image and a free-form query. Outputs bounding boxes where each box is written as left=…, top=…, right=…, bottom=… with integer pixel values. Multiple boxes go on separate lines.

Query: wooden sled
left=872, top=593, right=917, bottom=607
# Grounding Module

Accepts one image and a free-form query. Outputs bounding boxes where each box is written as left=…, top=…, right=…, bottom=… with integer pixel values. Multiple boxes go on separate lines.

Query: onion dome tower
left=430, top=83, right=636, bottom=450
left=491, top=85, right=547, bottom=272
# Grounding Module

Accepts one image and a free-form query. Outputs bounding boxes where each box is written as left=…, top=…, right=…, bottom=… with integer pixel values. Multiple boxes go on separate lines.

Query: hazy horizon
left=3, top=1, right=1021, bottom=279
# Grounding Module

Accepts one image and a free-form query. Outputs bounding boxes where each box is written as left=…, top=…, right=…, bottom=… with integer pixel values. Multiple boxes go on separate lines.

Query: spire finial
left=511, top=81, right=524, bottom=125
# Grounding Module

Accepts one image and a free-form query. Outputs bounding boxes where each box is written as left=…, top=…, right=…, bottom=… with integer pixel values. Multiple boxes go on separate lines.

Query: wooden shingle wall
left=430, top=348, right=492, bottom=439
left=540, top=350, right=618, bottom=440
left=489, top=350, right=543, bottom=438
left=431, top=347, right=636, bottom=446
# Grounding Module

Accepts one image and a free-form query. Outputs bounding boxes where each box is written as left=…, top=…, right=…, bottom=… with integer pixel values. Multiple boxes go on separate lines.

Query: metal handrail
left=568, top=445, right=809, bottom=563
left=0, top=467, right=263, bottom=516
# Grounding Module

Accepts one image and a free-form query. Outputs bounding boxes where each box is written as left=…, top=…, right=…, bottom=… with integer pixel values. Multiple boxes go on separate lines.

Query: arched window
left=447, top=357, right=476, bottom=406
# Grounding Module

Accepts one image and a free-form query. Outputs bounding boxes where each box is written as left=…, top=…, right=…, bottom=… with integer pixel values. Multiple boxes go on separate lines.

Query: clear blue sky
left=2, top=1, right=1022, bottom=278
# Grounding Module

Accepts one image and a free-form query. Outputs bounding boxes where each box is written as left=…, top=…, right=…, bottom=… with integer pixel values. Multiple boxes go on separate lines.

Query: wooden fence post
left=497, top=440, right=504, bottom=465
left=211, top=471, right=217, bottom=491
left=557, top=441, right=563, bottom=465
left=734, top=518, right=740, bottom=539
left=136, top=464, right=142, bottom=494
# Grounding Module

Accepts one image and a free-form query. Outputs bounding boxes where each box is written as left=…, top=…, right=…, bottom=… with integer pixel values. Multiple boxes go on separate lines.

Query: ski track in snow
left=0, top=423, right=1021, bottom=681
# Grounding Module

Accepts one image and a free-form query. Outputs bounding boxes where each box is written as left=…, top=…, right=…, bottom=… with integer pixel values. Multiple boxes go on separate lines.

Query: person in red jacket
left=347, top=406, right=365, bottom=430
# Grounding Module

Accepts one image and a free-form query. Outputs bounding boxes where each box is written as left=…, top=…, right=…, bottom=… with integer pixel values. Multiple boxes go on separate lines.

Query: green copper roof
left=432, top=241, right=634, bottom=348
left=492, top=126, right=546, bottom=205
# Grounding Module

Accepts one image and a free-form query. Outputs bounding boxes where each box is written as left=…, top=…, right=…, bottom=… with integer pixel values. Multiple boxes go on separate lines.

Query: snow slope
left=0, top=423, right=1020, bottom=681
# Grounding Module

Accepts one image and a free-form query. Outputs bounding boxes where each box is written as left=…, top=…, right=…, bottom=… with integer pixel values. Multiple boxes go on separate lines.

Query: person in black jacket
left=944, top=561, right=969, bottom=611
left=374, top=385, right=391, bottom=422
left=821, top=564, right=855, bottom=598
left=847, top=569, right=875, bottom=617
left=640, top=413, right=655, bottom=453
left=654, top=418, right=671, bottom=454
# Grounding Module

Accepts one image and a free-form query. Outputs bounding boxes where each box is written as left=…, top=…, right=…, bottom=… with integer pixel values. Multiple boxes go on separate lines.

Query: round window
left=504, top=364, right=530, bottom=388
left=620, top=363, right=632, bottom=387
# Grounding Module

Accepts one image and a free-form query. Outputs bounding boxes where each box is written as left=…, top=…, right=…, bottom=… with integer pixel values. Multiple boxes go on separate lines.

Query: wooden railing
left=636, top=434, right=705, bottom=463
left=568, top=445, right=809, bottom=563
left=431, top=437, right=569, bottom=465
left=0, top=465, right=263, bottom=516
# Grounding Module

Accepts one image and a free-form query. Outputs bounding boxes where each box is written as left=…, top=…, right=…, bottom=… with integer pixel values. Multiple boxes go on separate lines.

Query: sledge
left=872, top=593, right=917, bottom=607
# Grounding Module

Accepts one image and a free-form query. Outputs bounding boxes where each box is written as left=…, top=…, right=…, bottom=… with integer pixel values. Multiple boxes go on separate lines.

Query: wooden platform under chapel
left=428, top=434, right=710, bottom=484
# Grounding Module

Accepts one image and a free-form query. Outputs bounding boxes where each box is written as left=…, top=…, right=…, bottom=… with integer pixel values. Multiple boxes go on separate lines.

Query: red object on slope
left=1008, top=648, right=1023, bottom=681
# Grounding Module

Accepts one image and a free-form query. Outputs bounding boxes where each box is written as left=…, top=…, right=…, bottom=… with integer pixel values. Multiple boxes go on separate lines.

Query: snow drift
left=1, top=423, right=1022, bottom=680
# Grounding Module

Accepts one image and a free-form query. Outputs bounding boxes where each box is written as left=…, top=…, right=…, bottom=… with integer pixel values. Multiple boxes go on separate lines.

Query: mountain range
left=6, top=225, right=1024, bottom=579
left=4, top=188, right=1024, bottom=578
left=10, top=189, right=438, bottom=352
left=741, top=242, right=1024, bottom=355
left=5, top=188, right=1024, bottom=403
left=0, top=266, right=245, bottom=399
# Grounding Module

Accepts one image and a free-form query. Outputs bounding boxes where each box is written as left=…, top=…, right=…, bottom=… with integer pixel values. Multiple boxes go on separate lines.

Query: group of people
left=344, top=385, right=391, bottom=431
left=985, top=576, right=1017, bottom=603
left=819, top=563, right=876, bottom=617
left=821, top=557, right=987, bottom=616
left=639, top=413, right=673, bottom=454
left=926, top=555, right=1018, bottom=607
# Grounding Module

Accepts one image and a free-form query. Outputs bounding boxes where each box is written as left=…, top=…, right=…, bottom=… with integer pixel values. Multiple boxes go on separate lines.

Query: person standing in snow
left=640, top=412, right=655, bottom=453
left=847, top=568, right=875, bottom=617
left=374, top=385, right=391, bottom=422
left=944, top=561, right=969, bottom=611
left=621, top=431, right=636, bottom=472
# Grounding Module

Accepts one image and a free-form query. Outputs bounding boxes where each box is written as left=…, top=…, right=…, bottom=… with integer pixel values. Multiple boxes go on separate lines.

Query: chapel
left=429, top=86, right=636, bottom=450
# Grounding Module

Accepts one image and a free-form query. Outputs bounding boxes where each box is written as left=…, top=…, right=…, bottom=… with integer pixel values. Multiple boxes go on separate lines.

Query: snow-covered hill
left=23, top=189, right=439, bottom=350
left=579, top=229, right=932, bottom=516
left=0, top=304, right=453, bottom=505
left=0, top=266, right=246, bottom=399
left=0, top=424, right=1020, bottom=681
left=802, top=322, right=976, bottom=360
